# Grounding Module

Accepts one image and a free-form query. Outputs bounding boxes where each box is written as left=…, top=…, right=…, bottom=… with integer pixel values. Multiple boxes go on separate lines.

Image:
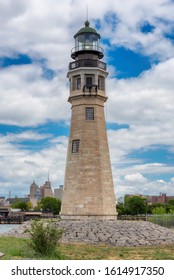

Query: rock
left=0, top=252, right=5, bottom=258
left=1, top=220, right=174, bottom=247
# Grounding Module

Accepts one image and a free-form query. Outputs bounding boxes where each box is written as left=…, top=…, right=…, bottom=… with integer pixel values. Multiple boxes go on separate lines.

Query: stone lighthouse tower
left=61, top=21, right=117, bottom=220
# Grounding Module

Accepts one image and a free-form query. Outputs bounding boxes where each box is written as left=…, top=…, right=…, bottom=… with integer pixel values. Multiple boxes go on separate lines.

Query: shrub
left=151, top=206, right=166, bottom=215
left=27, top=220, right=63, bottom=257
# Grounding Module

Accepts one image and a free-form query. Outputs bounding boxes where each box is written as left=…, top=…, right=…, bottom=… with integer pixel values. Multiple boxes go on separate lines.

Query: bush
left=151, top=206, right=166, bottom=215
left=27, top=220, right=63, bottom=257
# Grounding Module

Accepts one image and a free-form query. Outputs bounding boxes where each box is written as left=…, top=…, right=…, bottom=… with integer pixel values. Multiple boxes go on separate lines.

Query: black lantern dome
left=71, top=21, right=104, bottom=59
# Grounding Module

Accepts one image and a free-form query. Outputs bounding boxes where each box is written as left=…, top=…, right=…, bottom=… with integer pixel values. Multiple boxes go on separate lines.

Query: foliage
left=40, top=197, right=61, bottom=214
left=33, top=202, right=42, bottom=211
left=27, top=220, right=63, bottom=257
left=167, top=199, right=174, bottom=206
left=117, top=197, right=174, bottom=216
left=116, top=202, right=127, bottom=215
left=11, top=201, right=31, bottom=211
left=148, top=203, right=174, bottom=215
left=124, top=195, right=148, bottom=215
left=151, top=206, right=166, bottom=215
left=147, top=203, right=164, bottom=214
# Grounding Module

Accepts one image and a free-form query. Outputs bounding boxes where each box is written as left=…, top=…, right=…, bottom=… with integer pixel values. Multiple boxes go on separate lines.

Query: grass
left=1, top=236, right=174, bottom=260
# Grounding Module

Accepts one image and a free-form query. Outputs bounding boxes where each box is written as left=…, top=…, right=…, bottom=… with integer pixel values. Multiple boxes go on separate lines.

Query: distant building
left=125, top=193, right=174, bottom=204
left=0, top=197, right=6, bottom=207
left=29, top=177, right=54, bottom=207
left=6, top=197, right=30, bottom=205
left=40, top=180, right=53, bottom=198
left=28, top=176, right=65, bottom=207
left=0, top=207, right=11, bottom=218
left=30, top=181, right=41, bottom=200
left=54, top=185, right=63, bottom=200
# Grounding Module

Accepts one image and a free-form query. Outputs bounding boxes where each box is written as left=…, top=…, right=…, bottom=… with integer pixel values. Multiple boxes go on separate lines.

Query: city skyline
left=0, top=0, right=174, bottom=198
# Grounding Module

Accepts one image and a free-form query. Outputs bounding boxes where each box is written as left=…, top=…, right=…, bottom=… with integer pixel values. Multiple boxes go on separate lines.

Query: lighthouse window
left=72, top=139, right=80, bottom=153
left=76, top=77, right=81, bottom=89
left=86, top=77, right=93, bottom=87
left=98, top=76, right=105, bottom=91
left=86, top=107, right=94, bottom=120
left=72, top=75, right=81, bottom=91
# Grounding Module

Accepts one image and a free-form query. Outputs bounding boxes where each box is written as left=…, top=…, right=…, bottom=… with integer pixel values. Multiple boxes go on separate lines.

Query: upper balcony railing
left=69, top=59, right=107, bottom=71
left=71, top=44, right=104, bottom=59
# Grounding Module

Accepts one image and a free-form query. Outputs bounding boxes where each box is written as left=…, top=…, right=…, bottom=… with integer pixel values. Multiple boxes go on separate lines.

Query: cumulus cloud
left=107, top=58, right=174, bottom=126
left=0, top=0, right=174, bottom=197
left=0, top=131, right=68, bottom=196
left=115, top=174, right=174, bottom=198
left=0, top=64, right=70, bottom=126
left=124, top=173, right=147, bottom=183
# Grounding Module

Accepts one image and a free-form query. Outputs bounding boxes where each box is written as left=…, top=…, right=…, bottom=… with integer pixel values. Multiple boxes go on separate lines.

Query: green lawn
left=1, top=236, right=174, bottom=260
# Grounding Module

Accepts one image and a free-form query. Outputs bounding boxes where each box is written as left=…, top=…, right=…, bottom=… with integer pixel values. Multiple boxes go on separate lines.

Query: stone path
left=2, top=220, right=174, bottom=247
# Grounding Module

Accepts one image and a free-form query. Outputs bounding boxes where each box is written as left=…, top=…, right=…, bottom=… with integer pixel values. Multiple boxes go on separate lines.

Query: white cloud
left=0, top=0, right=174, bottom=197
left=124, top=173, right=147, bottom=183
left=0, top=0, right=174, bottom=127
left=107, top=58, right=174, bottom=126
left=116, top=176, right=174, bottom=198
left=0, top=64, right=70, bottom=126
left=106, top=58, right=174, bottom=175
left=0, top=132, right=68, bottom=197
left=0, top=0, right=174, bottom=64
left=97, top=0, right=174, bottom=59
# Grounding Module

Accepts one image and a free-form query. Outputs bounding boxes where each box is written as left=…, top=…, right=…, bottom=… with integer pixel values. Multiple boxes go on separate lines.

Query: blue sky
left=0, top=0, right=174, bottom=199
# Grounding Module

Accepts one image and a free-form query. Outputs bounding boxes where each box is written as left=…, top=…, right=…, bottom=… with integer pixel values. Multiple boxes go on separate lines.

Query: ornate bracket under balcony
left=83, top=85, right=98, bottom=96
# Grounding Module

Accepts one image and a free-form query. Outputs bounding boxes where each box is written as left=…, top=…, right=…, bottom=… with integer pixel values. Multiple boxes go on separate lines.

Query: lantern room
left=71, top=20, right=104, bottom=59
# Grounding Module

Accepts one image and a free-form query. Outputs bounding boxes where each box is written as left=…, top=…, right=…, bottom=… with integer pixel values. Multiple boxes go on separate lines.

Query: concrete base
left=60, top=214, right=117, bottom=220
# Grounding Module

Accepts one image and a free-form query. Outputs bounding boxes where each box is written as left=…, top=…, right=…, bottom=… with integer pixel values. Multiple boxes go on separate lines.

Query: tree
left=124, top=195, right=148, bottom=215
left=116, top=197, right=126, bottom=215
left=147, top=202, right=174, bottom=214
left=165, top=203, right=174, bottom=214
left=40, top=197, right=61, bottom=215
left=11, top=201, right=30, bottom=211
left=151, top=206, right=166, bottom=214
left=168, top=199, right=174, bottom=206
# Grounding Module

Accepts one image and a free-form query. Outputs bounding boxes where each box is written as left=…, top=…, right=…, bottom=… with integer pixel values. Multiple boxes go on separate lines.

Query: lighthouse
left=61, top=21, right=117, bottom=220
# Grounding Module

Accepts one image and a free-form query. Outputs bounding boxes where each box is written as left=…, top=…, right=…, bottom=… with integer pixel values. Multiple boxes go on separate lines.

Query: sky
left=0, top=0, right=174, bottom=199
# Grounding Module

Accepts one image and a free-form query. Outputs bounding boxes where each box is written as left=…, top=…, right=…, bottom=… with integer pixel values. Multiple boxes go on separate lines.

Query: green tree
left=151, top=206, right=166, bottom=214
left=11, top=201, right=30, bottom=211
left=40, top=197, right=61, bottom=215
left=124, top=195, right=148, bottom=215
left=116, top=197, right=126, bottom=215
left=165, top=203, right=174, bottom=214
left=167, top=199, right=174, bottom=206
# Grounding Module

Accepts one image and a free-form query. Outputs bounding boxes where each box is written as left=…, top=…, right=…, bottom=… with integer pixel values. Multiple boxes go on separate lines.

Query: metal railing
left=69, top=59, right=106, bottom=70
left=147, top=214, right=174, bottom=228
left=71, top=45, right=104, bottom=54
left=118, top=214, right=174, bottom=228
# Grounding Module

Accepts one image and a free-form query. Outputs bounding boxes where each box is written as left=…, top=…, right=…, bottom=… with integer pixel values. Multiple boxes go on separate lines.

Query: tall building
left=54, top=185, right=63, bottom=200
left=30, top=181, right=41, bottom=200
left=61, top=21, right=117, bottom=220
left=40, top=180, right=53, bottom=198
left=29, top=180, right=41, bottom=208
left=29, top=178, right=53, bottom=207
